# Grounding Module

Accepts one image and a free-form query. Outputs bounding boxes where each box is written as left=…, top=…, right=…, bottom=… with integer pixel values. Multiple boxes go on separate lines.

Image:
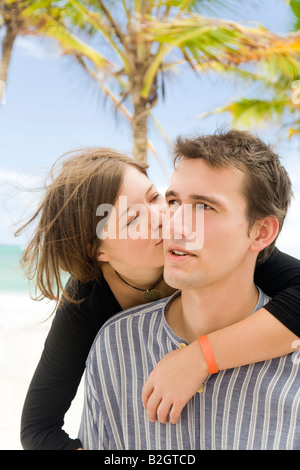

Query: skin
left=97, top=165, right=166, bottom=272
left=96, top=165, right=175, bottom=310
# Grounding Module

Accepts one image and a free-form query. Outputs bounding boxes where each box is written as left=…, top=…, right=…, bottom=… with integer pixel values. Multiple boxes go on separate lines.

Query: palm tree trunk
left=132, top=99, right=149, bottom=163
left=131, top=62, right=149, bottom=163
left=0, top=23, right=17, bottom=101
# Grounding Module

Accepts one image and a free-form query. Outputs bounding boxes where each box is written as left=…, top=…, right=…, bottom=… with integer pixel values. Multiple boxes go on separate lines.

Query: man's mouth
left=171, top=250, right=189, bottom=256
left=167, top=245, right=195, bottom=259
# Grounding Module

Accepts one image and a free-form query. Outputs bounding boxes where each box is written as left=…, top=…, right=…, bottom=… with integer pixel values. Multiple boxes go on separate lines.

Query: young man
left=79, top=130, right=299, bottom=450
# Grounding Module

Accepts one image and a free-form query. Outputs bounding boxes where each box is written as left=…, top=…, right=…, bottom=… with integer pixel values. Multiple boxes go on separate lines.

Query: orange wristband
left=198, top=335, right=219, bottom=375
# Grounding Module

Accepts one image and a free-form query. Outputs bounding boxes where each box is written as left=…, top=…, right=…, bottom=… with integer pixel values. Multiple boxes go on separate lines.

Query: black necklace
left=114, top=270, right=163, bottom=303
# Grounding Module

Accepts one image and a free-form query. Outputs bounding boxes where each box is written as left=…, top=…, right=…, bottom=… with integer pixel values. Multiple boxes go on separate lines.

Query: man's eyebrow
left=190, top=194, right=227, bottom=209
left=165, top=190, right=227, bottom=209
left=165, top=189, right=177, bottom=198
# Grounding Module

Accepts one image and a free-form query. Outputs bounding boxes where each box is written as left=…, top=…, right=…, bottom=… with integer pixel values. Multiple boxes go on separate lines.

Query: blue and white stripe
left=79, top=290, right=300, bottom=450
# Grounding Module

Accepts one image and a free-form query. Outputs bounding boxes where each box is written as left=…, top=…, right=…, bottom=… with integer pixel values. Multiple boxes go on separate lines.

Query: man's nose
left=169, top=204, right=195, bottom=239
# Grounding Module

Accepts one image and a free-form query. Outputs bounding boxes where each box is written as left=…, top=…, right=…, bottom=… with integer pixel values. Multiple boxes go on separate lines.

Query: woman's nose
left=159, top=201, right=168, bottom=214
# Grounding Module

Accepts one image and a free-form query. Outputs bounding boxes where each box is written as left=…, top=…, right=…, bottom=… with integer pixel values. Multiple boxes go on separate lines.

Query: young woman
left=18, top=147, right=300, bottom=450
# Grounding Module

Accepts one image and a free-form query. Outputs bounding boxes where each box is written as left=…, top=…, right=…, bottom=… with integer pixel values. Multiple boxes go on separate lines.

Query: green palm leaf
left=288, top=0, right=300, bottom=31
left=197, top=96, right=300, bottom=141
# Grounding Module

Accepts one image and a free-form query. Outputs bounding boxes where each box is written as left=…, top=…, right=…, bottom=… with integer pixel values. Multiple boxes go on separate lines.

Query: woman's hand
left=142, top=339, right=208, bottom=424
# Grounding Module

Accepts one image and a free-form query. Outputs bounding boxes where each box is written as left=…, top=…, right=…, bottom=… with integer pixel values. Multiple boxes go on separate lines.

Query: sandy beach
left=0, top=293, right=84, bottom=450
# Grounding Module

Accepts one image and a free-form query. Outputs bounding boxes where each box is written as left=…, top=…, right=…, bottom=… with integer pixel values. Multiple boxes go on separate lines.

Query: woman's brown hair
left=15, top=147, right=148, bottom=304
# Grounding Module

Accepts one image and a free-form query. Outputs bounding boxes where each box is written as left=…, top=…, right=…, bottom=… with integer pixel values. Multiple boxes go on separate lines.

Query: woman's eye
left=127, top=212, right=140, bottom=225
left=151, top=192, right=164, bottom=203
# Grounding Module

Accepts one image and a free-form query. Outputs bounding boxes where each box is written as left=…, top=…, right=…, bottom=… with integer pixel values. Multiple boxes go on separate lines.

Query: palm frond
left=139, top=14, right=275, bottom=97
left=288, top=126, right=300, bottom=138
left=141, top=11, right=300, bottom=98
left=35, top=13, right=115, bottom=72
left=22, top=0, right=130, bottom=69
left=287, top=0, right=300, bottom=31
left=198, top=96, right=292, bottom=129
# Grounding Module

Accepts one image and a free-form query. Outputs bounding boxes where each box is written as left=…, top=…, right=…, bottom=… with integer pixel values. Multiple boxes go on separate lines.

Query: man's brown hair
left=173, top=129, right=293, bottom=264
left=16, top=148, right=148, bottom=304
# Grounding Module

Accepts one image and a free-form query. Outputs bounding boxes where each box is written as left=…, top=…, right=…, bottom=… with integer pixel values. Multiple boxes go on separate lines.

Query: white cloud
left=15, top=37, right=60, bottom=60
left=0, top=169, right=44, bottom=245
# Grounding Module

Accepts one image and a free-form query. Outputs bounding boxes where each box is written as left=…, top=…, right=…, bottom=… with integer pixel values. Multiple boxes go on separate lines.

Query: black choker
left=114, top=270, right=163, bottom=302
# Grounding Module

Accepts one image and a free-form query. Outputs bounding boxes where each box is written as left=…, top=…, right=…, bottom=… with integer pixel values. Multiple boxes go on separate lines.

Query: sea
left=0, top=244, right=53, bottom=324
left=0, top=243, right=62, bottom=325
left=0, top=245, right=32, bottom=295
left=0, top=245, right=31, bottom=295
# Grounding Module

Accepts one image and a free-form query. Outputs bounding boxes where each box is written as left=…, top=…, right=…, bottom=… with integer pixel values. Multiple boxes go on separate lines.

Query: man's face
left=163, top=158, right=258, bottom=291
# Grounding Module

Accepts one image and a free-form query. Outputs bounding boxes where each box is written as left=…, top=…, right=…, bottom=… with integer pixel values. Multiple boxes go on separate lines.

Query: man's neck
left=165, top=280, right=259, bottom=343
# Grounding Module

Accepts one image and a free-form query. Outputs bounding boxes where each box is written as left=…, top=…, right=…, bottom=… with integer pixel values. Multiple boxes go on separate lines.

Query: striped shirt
left=79, top=289, right=300, bottom=450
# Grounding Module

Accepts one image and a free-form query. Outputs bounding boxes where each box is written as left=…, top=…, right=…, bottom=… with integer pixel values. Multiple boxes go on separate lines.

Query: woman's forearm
left=142, top=306, right=299, bottom=424
left=208, top=307, right=299, bottom=371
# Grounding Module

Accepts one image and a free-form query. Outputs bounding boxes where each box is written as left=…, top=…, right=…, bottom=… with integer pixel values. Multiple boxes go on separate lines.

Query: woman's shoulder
left=54, top=275, right=122, bottom=331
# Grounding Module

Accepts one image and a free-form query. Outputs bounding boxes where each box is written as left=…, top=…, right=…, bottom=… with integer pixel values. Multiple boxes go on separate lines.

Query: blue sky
left=0, top=0, right=300, bottom=259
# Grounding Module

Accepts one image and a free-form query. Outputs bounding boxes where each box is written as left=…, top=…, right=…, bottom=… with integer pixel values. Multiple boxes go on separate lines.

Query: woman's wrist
left=190, top=338, right=209, bottom=382
left=198, top=335, right=219, bottom=375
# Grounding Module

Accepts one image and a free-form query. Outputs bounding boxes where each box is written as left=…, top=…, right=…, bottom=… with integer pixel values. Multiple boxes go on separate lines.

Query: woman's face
left=96, top=165, right=166, bottom=270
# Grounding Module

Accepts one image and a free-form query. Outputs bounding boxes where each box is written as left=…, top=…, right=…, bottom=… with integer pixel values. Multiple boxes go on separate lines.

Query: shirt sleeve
left=254, top=248, right=300, bottom=337
left=78, top=325, right=124, bottom=450
left=20, top=277, right=121, bottom=450
left=78, top=371, right=111, bottom=450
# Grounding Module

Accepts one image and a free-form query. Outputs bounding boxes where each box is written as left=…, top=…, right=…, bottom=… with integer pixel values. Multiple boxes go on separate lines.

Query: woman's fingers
left=142, top=341, right=208, bottom=424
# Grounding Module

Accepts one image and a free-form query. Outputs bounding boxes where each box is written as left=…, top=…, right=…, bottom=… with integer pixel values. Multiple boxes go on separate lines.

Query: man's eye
left=167, top=199, right=180, bottom=206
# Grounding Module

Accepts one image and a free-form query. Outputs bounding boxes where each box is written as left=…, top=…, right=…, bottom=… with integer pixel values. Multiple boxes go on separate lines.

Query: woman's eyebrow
left=146, top=183, right=155, bottom=195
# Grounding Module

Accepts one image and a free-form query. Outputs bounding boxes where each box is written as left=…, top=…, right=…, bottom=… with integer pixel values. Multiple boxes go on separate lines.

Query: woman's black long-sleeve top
left=20, top=248, right=300, bottom=450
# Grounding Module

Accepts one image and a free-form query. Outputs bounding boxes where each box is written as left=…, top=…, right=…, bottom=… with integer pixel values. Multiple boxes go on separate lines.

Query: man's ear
left=250, top=216, right=279, bottom=254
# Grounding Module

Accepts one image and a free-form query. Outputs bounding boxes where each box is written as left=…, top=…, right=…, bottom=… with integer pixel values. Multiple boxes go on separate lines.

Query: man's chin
left=163, top=270, right=185, bottom=290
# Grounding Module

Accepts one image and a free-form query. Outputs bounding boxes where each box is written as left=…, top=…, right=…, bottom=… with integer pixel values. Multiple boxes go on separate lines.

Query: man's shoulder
left=105, top=296, right=169, bottom=327
left=85, top=296, right=172, bottom=370
left=89, top=295, right=173, bottom=352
